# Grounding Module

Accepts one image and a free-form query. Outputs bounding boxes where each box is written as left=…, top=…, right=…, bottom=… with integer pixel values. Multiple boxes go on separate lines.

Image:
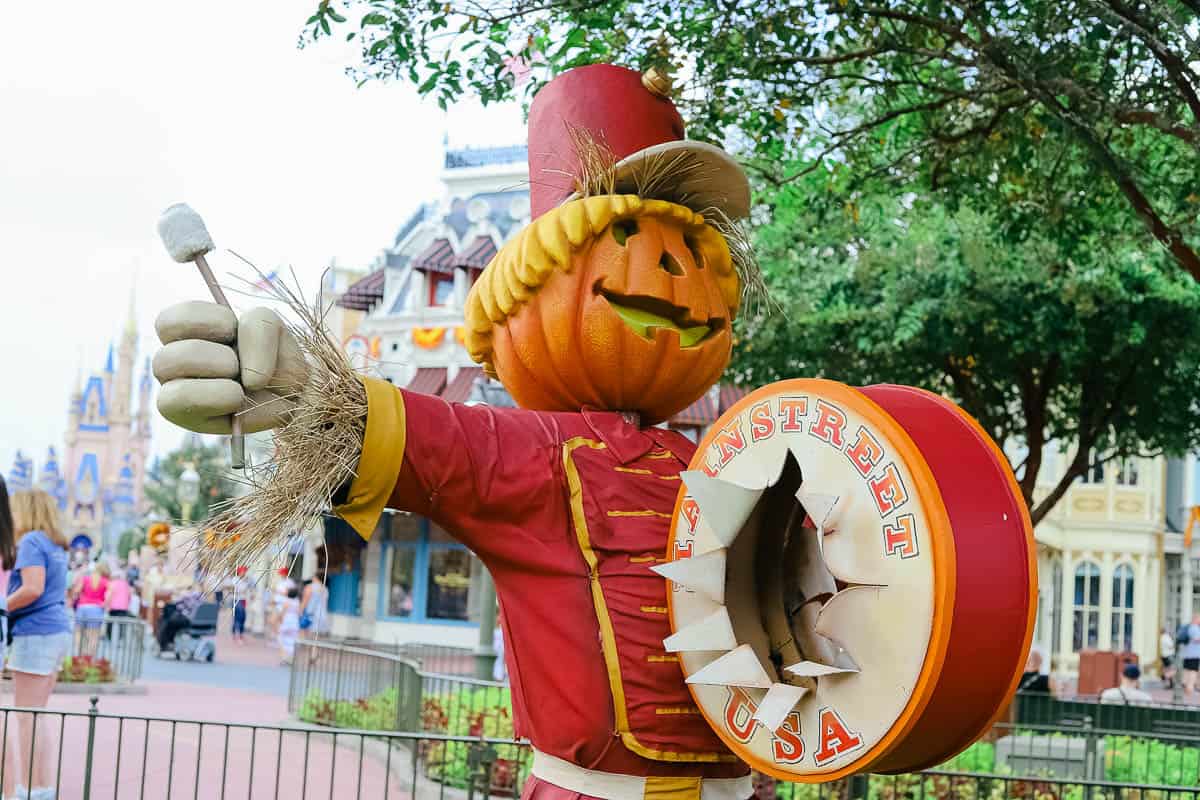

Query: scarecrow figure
left=154, top=64, right=1035, bottom=795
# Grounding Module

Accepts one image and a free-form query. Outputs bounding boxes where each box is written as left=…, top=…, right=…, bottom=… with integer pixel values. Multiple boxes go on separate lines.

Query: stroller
left=165, top=602, right=219, bottom=662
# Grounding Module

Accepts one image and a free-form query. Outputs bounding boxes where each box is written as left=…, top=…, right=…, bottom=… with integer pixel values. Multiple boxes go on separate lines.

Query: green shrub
left=421, top=686, right=527, bottom=795
left=298, top=686, right=399, bottom=730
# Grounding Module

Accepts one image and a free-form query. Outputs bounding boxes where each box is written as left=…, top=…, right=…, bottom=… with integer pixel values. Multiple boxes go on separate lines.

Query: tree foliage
left=143, top=439, right=236, bottom=523
left=303, top=0, right=1200, bottom=279
left=733, top=161, right=1200, bottom=524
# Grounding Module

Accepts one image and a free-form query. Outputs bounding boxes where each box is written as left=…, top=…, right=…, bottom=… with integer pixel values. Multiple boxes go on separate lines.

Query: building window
left=428, top=274, right=454, bottom=307
left=383, top=514, right=421, bottom=617
left=380, top=515, right=482, bottom=624
left=1078, top=461, right=1105, bottom=484
left=1111, top=563, right=1135, bottom=652
left=1116, top=459, right=1139, bottom=486
left=1073, top=561, right=1101, bottom=651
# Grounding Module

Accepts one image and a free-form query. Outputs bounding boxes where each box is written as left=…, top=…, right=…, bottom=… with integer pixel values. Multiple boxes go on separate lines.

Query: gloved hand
left=153, top=302, right=309, bottom=434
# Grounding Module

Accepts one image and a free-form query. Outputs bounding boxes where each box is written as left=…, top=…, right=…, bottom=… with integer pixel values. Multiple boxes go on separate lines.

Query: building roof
left=412, top=238, right=456, bottom=275
left=444, top=145, right=527, bottom=169
left=459, top=236, right=498, bottom=269
left=339, top=269, right=386, bottom=311
left=670, top=384, right=749, bottom=428
left=442, top=367, right=484, bottom=403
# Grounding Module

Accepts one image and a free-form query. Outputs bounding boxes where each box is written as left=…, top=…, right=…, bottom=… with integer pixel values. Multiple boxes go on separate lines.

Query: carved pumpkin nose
left=613, top=216, right=718, bottom=320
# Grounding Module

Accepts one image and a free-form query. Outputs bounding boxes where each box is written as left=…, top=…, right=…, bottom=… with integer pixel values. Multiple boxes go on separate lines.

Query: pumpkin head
left=465, top=195, right=740, bottom=423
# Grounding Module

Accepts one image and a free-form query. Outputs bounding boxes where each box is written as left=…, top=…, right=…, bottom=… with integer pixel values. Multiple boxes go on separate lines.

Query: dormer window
left=428, top=274, right=455, bottom=307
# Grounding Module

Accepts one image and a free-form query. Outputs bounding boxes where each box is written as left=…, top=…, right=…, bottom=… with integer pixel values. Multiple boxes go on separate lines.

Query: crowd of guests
left=0, top=475, right=334, bottom=799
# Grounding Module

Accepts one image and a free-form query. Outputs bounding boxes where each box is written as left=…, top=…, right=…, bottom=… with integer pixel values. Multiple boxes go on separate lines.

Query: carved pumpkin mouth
left=599, top=288, right=726, bottom=347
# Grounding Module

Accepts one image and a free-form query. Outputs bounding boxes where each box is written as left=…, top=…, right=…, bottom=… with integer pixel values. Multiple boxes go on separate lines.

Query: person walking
left=7, top=490, right=72, bottom=800
left=1162, top=626, right=1177, bottom=689
left=231, top=566, right=249, bottom=645
left=277, top=586, right=301, bottom=665
left=1180, top=613, right=1200, bottom=696
left=300, top=574, right=329, bottom=637
left=71, top=562, right=108, bottom=657
left=104, top=568, right=133, bottom=641
left=1100, top=664, right=1154, bottom=705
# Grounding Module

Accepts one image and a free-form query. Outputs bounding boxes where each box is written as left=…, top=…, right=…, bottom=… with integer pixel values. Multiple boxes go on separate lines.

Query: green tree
left=143, top=440, right=237, bottom=523
left=733, top=164, right=1200, bottom=525
left=116, top=528, right=146, bottom=561
left=301, top=0, right=1200, bottom=280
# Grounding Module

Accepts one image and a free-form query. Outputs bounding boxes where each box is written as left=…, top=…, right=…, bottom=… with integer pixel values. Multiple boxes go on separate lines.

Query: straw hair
left=11, top=490, right=68, bottom=549
left=184, top=265, right=367, bottom=581
left=463, top=195, right=739, bottom=377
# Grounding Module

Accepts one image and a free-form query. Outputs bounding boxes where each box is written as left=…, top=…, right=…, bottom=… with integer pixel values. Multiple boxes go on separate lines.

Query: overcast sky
left=0, top=2, right=526, bottom=476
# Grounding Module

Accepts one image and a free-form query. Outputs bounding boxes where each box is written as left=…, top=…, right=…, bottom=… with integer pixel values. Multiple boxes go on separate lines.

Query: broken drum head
left=657, top=379, right=1037, bottom=781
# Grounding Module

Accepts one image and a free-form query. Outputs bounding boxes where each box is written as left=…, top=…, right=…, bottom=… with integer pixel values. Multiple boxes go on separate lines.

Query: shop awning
left=408, top=367, right=448, bottom=396
left=719, top=384, right=750, bottom=414
left=442, top=367, right=483, bottom=403
left=337, top=269, right=385, bottom=310
left=412, top=238, right=456, bottom=275
left=458, top=236, right=498, bottom=269
left=671, top=391, right=719, bottom=428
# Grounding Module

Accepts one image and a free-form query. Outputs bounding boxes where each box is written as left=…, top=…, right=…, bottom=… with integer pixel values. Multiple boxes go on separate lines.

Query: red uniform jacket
left=335, top=378, right=746, bottom=779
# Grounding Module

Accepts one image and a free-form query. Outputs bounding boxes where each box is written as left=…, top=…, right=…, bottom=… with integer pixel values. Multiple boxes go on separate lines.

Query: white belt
left=530, top=749, right=753, bottom=800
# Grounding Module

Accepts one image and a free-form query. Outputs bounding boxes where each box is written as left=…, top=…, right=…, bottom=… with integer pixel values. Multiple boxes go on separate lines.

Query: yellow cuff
left=333, top=376, right=407, bottom=540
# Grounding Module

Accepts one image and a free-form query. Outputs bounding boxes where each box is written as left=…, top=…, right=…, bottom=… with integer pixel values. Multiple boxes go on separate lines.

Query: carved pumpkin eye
left=612, top=219, right=638, bottom=245
left=659, top=252, right=684, bottom=276
left=686, top=236, right=705, bottom=269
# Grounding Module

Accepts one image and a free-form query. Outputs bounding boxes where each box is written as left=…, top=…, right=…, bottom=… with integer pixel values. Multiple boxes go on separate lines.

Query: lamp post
left=474, top=567, right=498, bottom=680
left=178, top=464, right=200, bottom=525
left=174, top=464, right=201, bottom=575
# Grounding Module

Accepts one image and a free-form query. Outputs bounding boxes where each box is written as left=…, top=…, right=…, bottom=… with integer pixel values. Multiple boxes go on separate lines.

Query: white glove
left=153, top=302, right=309, bottom=434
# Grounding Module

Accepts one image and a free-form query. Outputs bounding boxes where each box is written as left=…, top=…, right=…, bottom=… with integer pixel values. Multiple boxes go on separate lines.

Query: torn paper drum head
left=659, top=379, right=1036, bottom=781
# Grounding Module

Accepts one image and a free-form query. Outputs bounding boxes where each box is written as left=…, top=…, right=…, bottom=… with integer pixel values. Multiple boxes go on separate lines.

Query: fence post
left=1082, top=714, right=1096, bottom=800
left=848, top=773, right=869, bottom=800
left=334, top=643, right=345, bottom=708
left=81, top=696, right=99, bottom=800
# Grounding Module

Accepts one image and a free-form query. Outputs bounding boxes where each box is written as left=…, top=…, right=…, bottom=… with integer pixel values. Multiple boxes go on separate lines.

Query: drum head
left=659, top=379, right=1035, bottom=780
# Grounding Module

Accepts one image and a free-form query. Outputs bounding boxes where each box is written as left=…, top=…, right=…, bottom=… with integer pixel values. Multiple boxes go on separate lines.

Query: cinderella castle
left=7, top=302, right=153, bottom=554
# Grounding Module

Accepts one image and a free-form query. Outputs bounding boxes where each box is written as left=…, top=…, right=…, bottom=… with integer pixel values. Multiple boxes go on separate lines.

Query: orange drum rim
left=666, top=378, right=958, bottom=781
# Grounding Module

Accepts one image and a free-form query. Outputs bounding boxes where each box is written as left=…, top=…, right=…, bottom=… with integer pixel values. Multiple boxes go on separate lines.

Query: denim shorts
left=76, top=604, right=104, bottom=629
left=9, top=632, right=72, bottom=676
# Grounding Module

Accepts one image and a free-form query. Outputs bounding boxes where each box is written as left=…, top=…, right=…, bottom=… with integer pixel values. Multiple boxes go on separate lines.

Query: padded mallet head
left=157, top=203, right=215, bottom=263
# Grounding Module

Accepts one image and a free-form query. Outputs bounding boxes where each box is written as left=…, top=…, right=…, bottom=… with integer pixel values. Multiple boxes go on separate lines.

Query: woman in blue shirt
left=7, top=490, right=71, bottom=800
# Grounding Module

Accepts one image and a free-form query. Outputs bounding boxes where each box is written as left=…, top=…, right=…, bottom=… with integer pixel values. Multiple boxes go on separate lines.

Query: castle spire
left=104, top=343, right=115, bottom=374
left=124, top=281, right=137, bottom=338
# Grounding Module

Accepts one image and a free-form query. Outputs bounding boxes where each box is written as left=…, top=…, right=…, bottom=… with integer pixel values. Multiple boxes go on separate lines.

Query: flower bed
left=58, top=655, right=115, bottom=684
left=420, top=686, right=527, bottom=795
left=298, top=687, right=400, bottom=730
left=298, top=684, right=526, bottom=794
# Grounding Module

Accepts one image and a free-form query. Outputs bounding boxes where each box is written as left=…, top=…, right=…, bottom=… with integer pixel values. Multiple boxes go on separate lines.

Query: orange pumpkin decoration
left=148, top=522, right=171, bottom=550
left=465, top=195, right=740, bottom=423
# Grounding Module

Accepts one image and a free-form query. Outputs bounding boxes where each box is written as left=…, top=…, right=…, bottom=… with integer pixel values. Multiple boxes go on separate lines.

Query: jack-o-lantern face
left=465, top=196, right=740, bottom=423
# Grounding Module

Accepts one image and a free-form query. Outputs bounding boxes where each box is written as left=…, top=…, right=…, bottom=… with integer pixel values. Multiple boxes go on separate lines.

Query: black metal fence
left=7, top=699, right=1200, bottom=800
left=0, top=698, right=530, bottom=799
left=287, top=641, right=510, bottom=737
left=66, top=615, right=147, bottom=684
left=1013, top=691, right=1200, bottom=737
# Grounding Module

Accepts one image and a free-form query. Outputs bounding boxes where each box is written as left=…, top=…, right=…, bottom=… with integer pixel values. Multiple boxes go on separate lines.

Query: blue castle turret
left=38, top=448, right=67, bottom=510
left=7, top=451, right=33, bottom=492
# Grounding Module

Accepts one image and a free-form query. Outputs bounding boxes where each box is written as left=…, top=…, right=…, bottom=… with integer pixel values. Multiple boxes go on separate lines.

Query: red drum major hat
left=527, top=64, right=751, bottom=220
left=655, top=380, right=1037, bottom=781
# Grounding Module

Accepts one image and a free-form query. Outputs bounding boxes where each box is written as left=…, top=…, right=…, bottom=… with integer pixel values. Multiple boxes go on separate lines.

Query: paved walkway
left=0, top=627, right=429, bottom=798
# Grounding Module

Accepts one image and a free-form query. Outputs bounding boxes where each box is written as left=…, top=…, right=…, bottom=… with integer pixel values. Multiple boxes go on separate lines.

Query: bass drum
left=657, top=379, right=1036, bottom=781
